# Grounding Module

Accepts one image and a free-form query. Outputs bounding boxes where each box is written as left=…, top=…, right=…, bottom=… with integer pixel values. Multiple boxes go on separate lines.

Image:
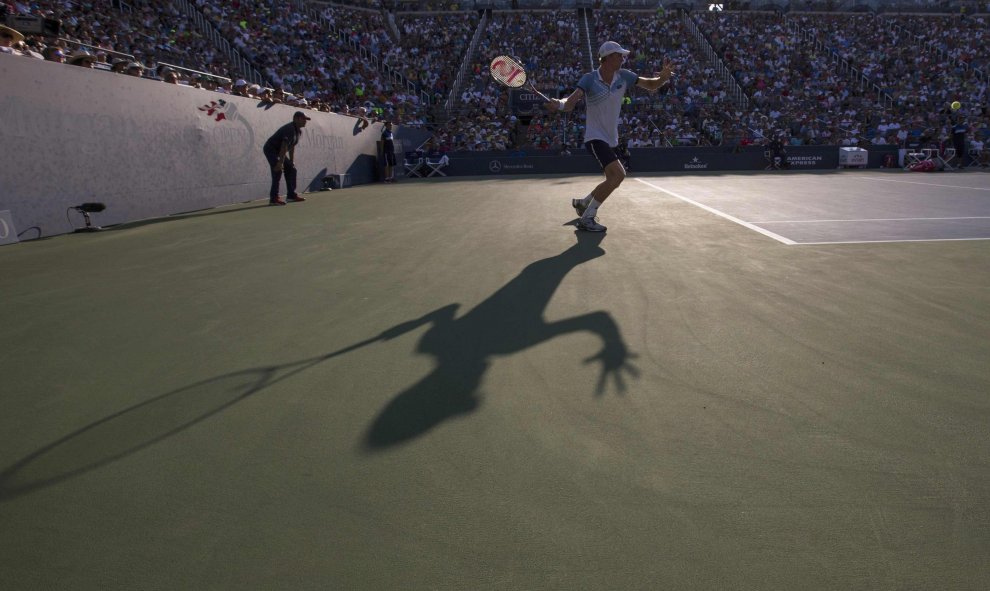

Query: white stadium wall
left=0, top=54, right=426, bottom=240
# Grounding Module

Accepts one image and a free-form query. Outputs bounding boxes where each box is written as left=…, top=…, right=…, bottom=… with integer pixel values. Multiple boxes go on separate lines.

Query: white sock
left=582, top=199, right=602, bottom=218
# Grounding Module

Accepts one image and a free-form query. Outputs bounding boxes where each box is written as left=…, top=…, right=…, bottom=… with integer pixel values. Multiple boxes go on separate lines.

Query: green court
left=2, top=170, right=989, bottom=589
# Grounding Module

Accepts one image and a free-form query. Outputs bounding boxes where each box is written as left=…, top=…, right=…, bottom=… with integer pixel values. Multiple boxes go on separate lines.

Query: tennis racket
left=490, top=55, right=553, bottom=103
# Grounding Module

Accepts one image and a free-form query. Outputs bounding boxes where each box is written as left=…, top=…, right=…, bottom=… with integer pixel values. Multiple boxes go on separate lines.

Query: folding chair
left=968, top=148, right=983, bottom=168
left=424, top=152, right=448, bottom=177
left=903, top=150, right=927, bottom=170
left=937, top=147, right=957, bottom=171
left=403, top=151, right=424, bottom=178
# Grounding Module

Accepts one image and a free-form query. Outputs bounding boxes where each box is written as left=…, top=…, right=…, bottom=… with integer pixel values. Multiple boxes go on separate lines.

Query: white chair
left=403, top=152, right=424, bottom=178
left=424, top=153, right=448, bottom=177
left=937, top=147, right=957, bottom=171
left=903, top=151, right=927, bottom=170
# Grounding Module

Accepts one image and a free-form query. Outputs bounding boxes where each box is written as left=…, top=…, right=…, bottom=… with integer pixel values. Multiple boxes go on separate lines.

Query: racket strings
left=490, top=55, right=528, bottom=88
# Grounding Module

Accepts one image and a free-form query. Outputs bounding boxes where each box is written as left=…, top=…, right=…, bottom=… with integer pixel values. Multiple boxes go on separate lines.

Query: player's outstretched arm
left=636, top=57, right=675, bottom=92
left=546, top=87, right=585, bottom=113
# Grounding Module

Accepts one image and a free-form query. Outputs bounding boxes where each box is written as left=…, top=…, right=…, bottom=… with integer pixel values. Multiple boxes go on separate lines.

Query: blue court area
left=635, top=170, right=990, bottom=245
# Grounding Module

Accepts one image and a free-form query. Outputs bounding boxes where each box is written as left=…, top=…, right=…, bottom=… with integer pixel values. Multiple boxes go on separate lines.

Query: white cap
left=599, top=41, right=630, bottom=59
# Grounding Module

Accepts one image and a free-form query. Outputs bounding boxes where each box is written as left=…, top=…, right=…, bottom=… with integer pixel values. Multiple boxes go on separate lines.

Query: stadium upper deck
left=2, top=0, right=987, bottom=154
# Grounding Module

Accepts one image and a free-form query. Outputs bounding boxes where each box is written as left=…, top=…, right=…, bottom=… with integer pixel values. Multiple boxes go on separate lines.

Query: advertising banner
left=444, top=145, right=899, bottom=176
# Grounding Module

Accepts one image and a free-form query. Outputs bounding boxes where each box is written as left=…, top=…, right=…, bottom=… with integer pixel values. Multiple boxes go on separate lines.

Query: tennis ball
left=951, top=101, right=962, bottom=110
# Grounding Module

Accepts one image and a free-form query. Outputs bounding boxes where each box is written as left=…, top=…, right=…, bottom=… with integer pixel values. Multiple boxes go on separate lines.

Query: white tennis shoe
left=577, top=217, right=607, bottom=232
left=571, top=198, right=587, bottom=217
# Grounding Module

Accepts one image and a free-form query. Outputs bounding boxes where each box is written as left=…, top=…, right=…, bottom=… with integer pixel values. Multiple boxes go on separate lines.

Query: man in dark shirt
left=381, top=121, right=397, bottom=183
left=263, top=111, right=310, bottom=205
left=951, top=118, right=969, bottom=168
left=768, top=135, right=787, bottom=169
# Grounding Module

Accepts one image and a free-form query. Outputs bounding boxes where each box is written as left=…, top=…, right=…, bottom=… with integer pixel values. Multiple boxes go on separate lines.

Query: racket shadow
left=0, top=340, right=376, bottom=502
left=364, top=231, right=638, bottom=451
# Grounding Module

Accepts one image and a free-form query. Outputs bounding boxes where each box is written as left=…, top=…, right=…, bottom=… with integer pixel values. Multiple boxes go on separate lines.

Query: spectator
left=43, top=46, right=66, bottom=63
left=68, top=50, right=97, bottom=68
left=125, top=62, right=145, bottom=77
left=0, top=24, right=25, bottom=55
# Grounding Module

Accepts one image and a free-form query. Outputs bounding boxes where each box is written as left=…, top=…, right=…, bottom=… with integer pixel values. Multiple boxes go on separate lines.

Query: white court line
left=796, top=237, right=990, bottom=246
left=634, top=178, right=796, bottom=245
left=857, top=176, right=990, bottom=191
left=752, top=216, right=990, bottom=224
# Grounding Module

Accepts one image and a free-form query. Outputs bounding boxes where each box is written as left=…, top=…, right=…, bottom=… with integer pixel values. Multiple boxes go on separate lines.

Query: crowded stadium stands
left=2, top=0, right=987, bottom=157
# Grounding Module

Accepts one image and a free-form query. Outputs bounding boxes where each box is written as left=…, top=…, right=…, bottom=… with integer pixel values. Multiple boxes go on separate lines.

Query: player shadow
left=0, top=233, right=635, bottom=499
left=363, top=231, right=638, bottom=451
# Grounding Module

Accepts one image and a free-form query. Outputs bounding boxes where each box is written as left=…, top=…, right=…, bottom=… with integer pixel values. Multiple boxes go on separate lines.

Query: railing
left=884, top=17, right=986, bottom=83
left=172, top=0, right=266, bottom=85
left=57, top=38, right=133, bottom=62
left=785, top=17, right=894, bottom=108
left=684, top=14, right=750, bottom=109
left=157, top=61, right=232, bottom=83
left=308, top=4, right=433, bottom=105
left=446, top=9, right=490, bottom=111
left=580, top=8, right=595, bottom=71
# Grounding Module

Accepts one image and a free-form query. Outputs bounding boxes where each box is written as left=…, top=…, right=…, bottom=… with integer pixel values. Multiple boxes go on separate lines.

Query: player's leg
left=575, top=141, right=624, bottom=232
left=573, top=141, right=624, bottom=218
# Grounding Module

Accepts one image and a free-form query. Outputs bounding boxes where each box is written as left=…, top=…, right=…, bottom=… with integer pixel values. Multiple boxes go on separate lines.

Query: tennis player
left=547, top=41, right=674, bottom=232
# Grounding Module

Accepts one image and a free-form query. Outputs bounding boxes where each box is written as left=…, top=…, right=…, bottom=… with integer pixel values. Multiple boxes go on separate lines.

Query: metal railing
left=172, top=0, right=266, bottom=85
left=785, top=17, right=895, bottom=108
left=157, top=61, right=232, bottom=83
left=684, top=14, right=750, bottom=109
left=884, top=16, right=986, bottom=83
left=445, top=9, right=490, bottom=111
left=580, top=8, right=595, bottom=71
left=308, top=4, right=433, bottom=105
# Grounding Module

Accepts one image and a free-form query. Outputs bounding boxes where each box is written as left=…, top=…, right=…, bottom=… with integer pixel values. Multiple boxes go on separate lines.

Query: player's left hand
left=583, top=344, right=640, bottom=396
left=658, top=56, right=675, bottom=78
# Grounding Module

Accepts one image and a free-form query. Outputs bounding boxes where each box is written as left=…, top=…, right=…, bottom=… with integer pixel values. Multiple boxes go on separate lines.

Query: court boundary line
left=752, top=216, right=990, bottom=224
left=857, top=176, right=990, bottom=191
left=796, top=237, right=990, bottom=245
left=636, top=177, right=990, bottom=245
left=634, top=178, right=796, bottom=245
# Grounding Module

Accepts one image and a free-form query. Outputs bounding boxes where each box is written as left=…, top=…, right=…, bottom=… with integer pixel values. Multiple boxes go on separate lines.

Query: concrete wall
left=0, top=54, right=428, bottom=239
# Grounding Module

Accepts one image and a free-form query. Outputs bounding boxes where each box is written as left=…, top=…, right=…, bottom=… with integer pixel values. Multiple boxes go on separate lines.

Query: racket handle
left=528, top=83, right=552, bottom=103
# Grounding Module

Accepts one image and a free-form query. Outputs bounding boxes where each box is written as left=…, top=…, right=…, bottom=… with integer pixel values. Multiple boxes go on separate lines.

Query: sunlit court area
left=3, top=0, right=990, bottom=588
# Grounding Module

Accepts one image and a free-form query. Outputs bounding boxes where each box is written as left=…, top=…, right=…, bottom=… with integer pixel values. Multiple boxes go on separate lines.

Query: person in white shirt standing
left=547, top=41, right=674, bottom=232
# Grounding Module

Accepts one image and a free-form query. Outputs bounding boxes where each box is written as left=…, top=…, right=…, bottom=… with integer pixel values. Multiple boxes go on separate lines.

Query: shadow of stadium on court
left=0, top=232, right=636, bottom=500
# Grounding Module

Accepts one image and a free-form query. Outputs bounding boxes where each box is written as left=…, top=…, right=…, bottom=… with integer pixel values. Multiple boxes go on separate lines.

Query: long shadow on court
left=0, top=233, right=635, bottom=500
left=363, top=231, right=637, bottom=450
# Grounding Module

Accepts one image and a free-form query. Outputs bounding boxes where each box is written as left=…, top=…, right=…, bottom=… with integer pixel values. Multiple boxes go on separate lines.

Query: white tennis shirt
left=576, top=68, right=639, bottom=148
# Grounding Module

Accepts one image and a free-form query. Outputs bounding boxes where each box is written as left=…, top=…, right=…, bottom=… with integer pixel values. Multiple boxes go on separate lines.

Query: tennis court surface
left=2, top=169, right=989, bottom=589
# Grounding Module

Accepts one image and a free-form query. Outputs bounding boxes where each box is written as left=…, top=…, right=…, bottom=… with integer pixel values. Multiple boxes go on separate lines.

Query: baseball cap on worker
left=599, top=41, right=630, bottom=59
left=293, top=111, right=311, bottom=120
